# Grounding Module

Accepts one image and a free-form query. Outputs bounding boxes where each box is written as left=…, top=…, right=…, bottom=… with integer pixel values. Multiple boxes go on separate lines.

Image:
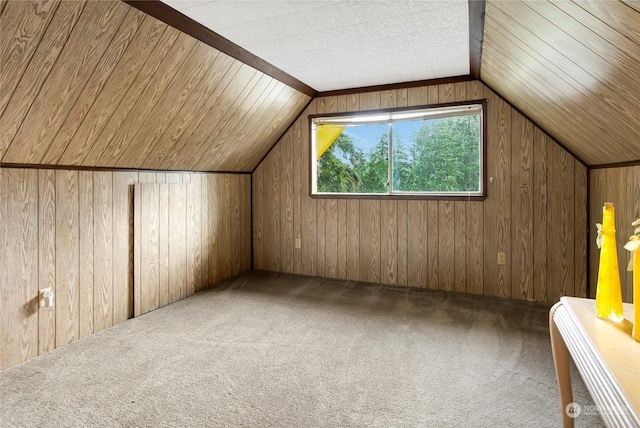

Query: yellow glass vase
left=633, top=246, right=640, bottom=342
left=624, top=219, right=640, bottom=342
left=595, top=202, right=624, bottom=322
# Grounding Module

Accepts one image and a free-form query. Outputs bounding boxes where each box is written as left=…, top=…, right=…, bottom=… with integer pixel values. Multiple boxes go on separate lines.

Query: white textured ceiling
left=162, top=0, right=470, bottom=92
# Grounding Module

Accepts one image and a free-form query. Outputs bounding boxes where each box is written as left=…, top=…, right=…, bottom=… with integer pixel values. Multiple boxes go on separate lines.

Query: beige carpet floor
left=1, top=271, right=603, bottom=427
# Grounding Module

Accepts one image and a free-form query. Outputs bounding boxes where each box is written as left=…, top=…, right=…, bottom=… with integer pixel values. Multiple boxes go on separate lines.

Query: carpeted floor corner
left=1, top=271, right=604, bottom=427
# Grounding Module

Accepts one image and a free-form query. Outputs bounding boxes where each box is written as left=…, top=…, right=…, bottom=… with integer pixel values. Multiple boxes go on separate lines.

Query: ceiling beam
left=469, top=0, right=487, bottom=79
left=316, top=75, right=473, bottom=98
left=121, top=0, right=317, bottom=97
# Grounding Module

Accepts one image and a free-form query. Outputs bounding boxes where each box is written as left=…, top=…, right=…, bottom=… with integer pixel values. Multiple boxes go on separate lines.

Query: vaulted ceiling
left=481, top=0, right=640, bottom=166
left=1, top=0, right=639, bottom=172
left=0, top=0, right=310, bottom=172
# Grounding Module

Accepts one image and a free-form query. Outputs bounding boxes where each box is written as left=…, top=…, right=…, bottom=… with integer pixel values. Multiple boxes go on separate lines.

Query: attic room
left=1, top=0, right=638, bottom=426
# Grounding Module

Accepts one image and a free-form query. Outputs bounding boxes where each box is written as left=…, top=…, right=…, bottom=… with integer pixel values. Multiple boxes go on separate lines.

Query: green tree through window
left=314, top=103, right=483, bottom=197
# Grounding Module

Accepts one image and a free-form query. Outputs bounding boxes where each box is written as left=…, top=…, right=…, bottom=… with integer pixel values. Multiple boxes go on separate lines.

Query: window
left=310, top=101, right=486, bottom=199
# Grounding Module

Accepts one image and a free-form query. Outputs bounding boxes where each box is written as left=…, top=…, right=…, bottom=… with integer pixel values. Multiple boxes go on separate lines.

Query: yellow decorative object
left=595, top=202, right=624, bottom=322
left=623, top=218, right=640, bottom=342
left=316, top=124, right=345, bottom=159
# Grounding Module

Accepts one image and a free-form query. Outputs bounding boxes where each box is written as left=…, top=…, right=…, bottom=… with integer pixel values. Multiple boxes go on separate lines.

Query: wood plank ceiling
left=0, top=0, right=311, bottom=172
left=482, top=0, right=640, bottom=166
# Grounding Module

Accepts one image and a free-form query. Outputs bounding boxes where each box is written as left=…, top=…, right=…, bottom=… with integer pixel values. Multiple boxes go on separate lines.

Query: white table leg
left=550, top=302, right=575, bottom=428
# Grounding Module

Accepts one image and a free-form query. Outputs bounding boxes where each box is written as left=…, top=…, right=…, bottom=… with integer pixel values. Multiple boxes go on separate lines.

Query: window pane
left=316, top=123, right=388, bottom=193
left=392, top=113, right=480, bottom=193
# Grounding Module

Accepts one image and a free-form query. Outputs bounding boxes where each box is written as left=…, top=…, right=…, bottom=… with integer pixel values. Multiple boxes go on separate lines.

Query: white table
left=550, top=297, right=640, bottom=427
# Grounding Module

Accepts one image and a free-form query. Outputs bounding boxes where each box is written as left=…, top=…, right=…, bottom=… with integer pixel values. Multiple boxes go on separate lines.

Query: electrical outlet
left=295, top=237, right=301, bottom=249
left=39, top=287, right=54, bottom=308
left=497, top=251, right=506, bottom=265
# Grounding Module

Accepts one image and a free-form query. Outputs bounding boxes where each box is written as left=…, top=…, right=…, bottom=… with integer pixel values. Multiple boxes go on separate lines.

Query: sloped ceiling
left=481, top=0, right=640, bottom=166
left=3, top=0, right=639, bottom=172
left=0, top=0, right=311, bottom=172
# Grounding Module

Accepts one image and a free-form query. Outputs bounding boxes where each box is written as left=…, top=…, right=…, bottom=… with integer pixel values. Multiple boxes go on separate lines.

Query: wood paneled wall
left=0, top=168, right=250, bottom=370
left=589, top=166, right=640, bottom=303
left=0, top=0, right=310, bottom=172
left=252, top=80, right=588, bottom=304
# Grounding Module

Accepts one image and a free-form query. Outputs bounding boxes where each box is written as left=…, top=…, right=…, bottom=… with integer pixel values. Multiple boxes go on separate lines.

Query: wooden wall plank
left=0, top=0, right=85, bottom=161
left=396, top=200, right=409, bottom=287
left=346, top=200, right=359, bottom=281
left=380, top=200, right=397, bottom=285
left=243, top=176, right=252, bottom=272
left=336, top=199, right=347, bottom=280
left=511, top=111, right=533, bottom=300
left=221, top=176, right=233, bottom=278
left=38, top=170, right=57, bottom=353
left=169, top=183, right=187, bottom=303
left=533, top=129, right=548, bottom=302
left=133, top=182, right=142, bottom=317
left=467, top=201, right=484, bottom=295
left=407, top=202, right=426, bottom=288
left=112, top=171, right=137, bottom=323
left=263, top=139, right=278, bottom=272
left=427, top=200, right=439, bottom=289
left=317, top=199, right=326, bottom=277
left=359, top=200, right=380, bottom=284
left=325, top=199, right=338, bottom=279
left=589, top=169, right=603, bottom=299
left=93, top=171, right=113, bottom=332
left=187, top=179, right=202, bottom=296
left=55, top=170, right=79, bottom=347
left=159, top=176, right=173, bottom=307
left=574, top=162, right=588, bottom=298
left=292, top=121, right=303, bottom=275
left=200, top=175, right=210, bottom=287
left=138, top=183, right=159, bottom=314
left=230, top=177, right=241, bottom=275
left=281, top=132, right=294, bottom=273
left=0, top=169, right=38, bottom=369
left=454, top=201, right=467, bottom=294
left=208, top=175, right=219, bottom=283
left=438, top=201, right=455, bottom=291
left=611, top=167, right=631, bottom=303
left=78, top=171, right=94, bottom=339
left=253, top=164, right=265, bottom=270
